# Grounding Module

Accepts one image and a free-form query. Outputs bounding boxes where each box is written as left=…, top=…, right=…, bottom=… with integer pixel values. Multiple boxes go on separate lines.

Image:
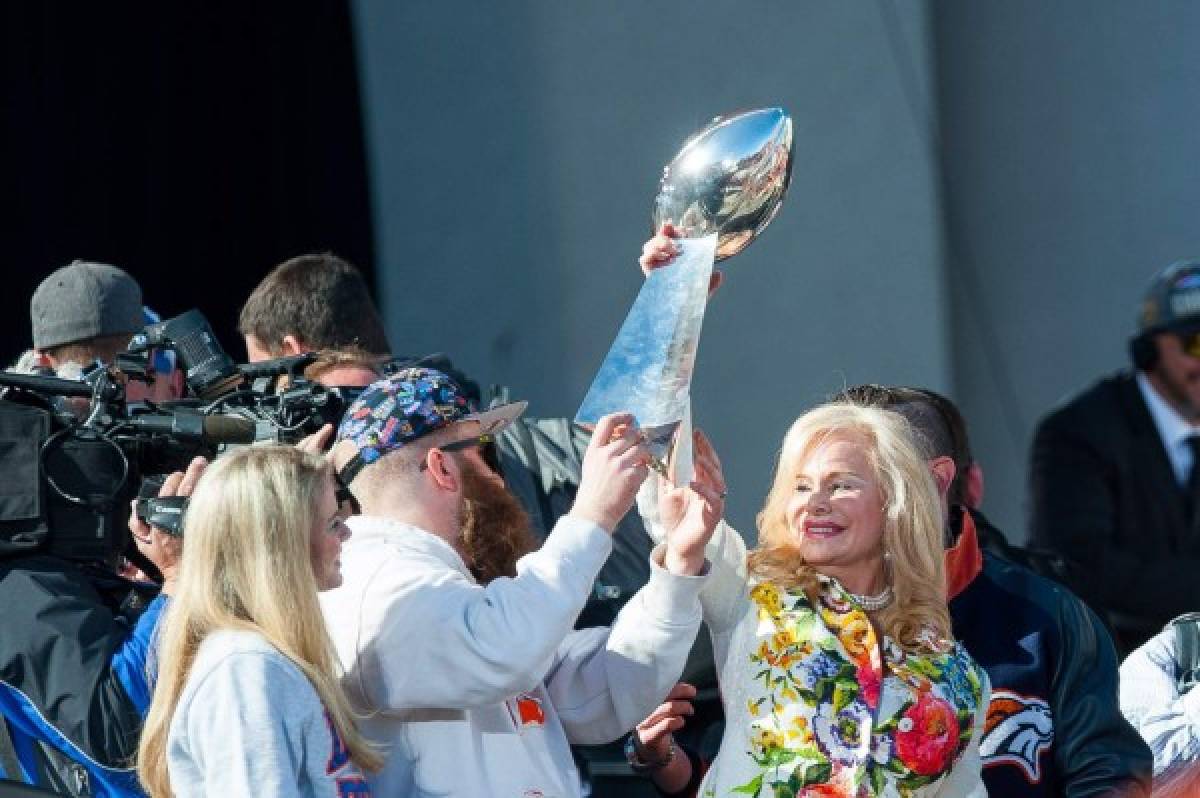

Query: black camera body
left=246, top=381, right=363, bottom=443
left=0, top=366, right=223, bottom=563
left=0, top=310, right=370, bottom=562
left=130, top=308, right=242, bottom=399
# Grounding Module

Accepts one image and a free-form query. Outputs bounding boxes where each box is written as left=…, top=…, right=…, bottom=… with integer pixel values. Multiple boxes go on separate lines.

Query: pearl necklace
left=848, top=584, right=894, bottom=611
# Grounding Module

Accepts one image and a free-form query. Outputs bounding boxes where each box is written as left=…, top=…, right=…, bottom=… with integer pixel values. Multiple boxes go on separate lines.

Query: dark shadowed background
left=1, top=1, right=374, bottom=364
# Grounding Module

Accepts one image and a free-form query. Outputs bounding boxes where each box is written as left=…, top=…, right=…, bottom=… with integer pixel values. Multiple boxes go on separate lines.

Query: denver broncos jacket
left=946, top=509, right=1152, bottom=797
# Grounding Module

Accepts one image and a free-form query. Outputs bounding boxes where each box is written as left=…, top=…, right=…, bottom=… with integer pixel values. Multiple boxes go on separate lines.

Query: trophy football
left=576, top=107, right=794, bottom=483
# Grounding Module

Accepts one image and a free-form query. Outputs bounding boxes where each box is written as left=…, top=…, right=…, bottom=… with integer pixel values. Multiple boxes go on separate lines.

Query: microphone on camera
left=238, top=353, right=317, bottom=381
left=128, top=411, right=256, bottom=444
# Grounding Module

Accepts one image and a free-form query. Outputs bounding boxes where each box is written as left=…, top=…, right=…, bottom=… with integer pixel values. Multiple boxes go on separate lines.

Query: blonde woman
left=639, top=404, right=989, bottom=797
left=137, top=446, right=380, bottom=797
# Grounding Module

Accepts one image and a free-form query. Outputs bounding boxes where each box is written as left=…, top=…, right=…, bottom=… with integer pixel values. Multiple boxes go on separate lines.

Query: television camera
left=0, top=309, right=366, bottom=566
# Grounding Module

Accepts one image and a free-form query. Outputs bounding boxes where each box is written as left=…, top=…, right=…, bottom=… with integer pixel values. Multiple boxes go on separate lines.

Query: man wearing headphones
left=1030, top=260, right=1200, bottom=653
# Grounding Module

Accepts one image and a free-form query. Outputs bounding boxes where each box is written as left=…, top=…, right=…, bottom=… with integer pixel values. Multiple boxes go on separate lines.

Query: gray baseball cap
left=31, top=260, right=144, bottom=350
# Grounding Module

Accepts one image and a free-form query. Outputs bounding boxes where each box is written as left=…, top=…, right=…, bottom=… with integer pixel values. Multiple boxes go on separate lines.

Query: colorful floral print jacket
left=636, top=486, right=989, bottom=798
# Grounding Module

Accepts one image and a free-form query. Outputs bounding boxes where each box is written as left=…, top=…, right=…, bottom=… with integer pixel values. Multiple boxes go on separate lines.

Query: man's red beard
left=458, top=464, right=537, bottom=585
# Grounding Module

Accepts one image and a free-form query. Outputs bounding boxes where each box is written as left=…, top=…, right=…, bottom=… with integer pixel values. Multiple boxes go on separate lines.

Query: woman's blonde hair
left=137, top=446, right=380, bottom=797
left=747, top=401, right=951, bottom=650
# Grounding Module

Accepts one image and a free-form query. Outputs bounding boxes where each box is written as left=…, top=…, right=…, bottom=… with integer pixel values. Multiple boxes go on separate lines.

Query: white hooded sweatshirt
left=320, top=513, right=707, bottom=797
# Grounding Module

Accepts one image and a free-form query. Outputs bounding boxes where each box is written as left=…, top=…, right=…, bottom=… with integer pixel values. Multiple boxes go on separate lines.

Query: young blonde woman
left=137, top=446, right=380, bottom=797
left=639, top=403, right=989, bottom=797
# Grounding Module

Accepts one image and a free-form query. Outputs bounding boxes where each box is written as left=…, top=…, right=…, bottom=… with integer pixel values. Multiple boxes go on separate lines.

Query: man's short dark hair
left=238, top=253, right=391, bottom=356
left=837, top=384, right=974, bottom=507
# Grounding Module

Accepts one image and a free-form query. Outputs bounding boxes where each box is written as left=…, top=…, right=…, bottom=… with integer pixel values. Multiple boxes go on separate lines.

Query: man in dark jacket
left=1030, top=260, right=1200, bottom=653
left=850, top=385, right=1152, bottom=798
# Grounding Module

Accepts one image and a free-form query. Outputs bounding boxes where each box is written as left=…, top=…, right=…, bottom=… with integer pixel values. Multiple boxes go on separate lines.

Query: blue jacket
left=947, top=509, right=1152, bottom=797
left=0, top=556, right=165, bottom=796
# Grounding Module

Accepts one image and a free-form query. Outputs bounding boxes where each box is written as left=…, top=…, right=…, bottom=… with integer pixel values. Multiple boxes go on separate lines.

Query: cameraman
left=0, top=260, right=201, bottom=796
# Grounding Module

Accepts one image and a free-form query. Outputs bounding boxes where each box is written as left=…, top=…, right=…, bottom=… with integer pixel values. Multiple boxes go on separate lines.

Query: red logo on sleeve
left=515, top=693, right=545, bottom=727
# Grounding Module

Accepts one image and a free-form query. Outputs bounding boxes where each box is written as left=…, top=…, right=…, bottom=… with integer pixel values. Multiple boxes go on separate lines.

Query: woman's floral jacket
left=637, top=486, right=989, bottom=798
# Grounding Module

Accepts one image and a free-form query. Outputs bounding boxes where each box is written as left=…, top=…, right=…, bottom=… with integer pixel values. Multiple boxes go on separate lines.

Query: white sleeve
left=353, top=515, right=613, bottom=712
left=636, top=477, right=748, bottom=634
left=934, top=673, right=991, bottom=797
left=545, top=546, right=708, bottom=744
left=1120, top=629, right=1200, bottom=775
left=179, top=653, right=313, bottom=798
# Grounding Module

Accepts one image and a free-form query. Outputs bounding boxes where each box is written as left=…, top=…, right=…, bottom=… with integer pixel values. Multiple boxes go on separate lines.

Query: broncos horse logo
left=979, top=689, right=1054, bottom=783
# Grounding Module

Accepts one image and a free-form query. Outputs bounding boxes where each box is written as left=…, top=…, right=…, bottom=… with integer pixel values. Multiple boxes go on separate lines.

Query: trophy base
left=642, top=403, right=694, bottom=487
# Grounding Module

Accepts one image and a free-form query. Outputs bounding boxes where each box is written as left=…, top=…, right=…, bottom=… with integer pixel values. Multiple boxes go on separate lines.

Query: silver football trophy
left=576, top=107, right=794, bottom=483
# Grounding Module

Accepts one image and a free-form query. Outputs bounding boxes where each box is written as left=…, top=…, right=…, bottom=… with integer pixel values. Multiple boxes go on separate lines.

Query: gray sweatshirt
left=166, top=628, right=371, bottom=798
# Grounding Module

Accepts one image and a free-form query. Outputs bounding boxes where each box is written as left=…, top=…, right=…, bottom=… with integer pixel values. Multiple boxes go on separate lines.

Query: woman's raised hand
left=660, top=429, right=725, bottom=575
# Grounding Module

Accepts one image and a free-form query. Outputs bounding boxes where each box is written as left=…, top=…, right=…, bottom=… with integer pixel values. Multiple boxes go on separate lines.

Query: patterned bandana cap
left=336, top=368, right=474, bottom=467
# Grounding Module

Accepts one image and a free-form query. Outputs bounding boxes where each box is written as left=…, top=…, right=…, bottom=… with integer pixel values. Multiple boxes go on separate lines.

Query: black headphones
left=1130, top=332, right=1159, bottom=371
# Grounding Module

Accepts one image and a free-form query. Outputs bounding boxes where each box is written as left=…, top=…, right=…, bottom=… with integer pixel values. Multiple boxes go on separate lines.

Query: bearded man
left=320, top=368, right=724, bottom=798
